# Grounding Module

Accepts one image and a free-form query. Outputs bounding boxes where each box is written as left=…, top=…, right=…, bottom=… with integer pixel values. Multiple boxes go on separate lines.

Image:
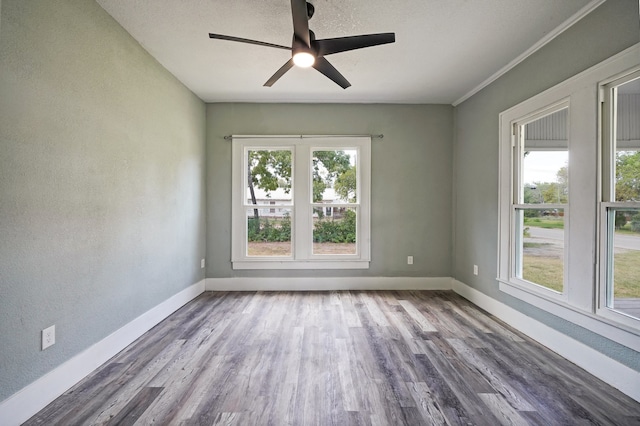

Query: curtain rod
left=224, top=134, right=383, bottom=140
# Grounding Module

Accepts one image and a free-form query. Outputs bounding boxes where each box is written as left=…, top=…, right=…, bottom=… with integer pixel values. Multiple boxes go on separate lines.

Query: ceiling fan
left=208, top=0, right=395, bottom=89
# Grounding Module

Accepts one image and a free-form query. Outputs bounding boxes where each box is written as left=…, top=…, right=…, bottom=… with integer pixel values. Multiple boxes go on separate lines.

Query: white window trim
left=498, top=43, right=640, bottom=351
left=499, top=96, right=577, bottom=306
left=597, top=202, right=640, bottom=330
left=596, top=66, right=640, bottom=330
left=231, top=135, right=371, bottom=270
left=508, top=100, right=570, bottom=304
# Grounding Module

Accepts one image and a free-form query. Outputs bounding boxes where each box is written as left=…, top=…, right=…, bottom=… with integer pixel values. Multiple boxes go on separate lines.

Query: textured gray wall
left=453, top=0, right=640, bottom=371
left=0, top=1, right=206, bottom=401
left=207, top=103, right=453, bottom=278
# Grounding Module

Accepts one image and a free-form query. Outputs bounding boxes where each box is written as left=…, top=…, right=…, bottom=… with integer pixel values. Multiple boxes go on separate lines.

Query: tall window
left=311, top=149, right=359, bottom=255
left=513, top=105, right=569, bottom=294
left=231, top=136, right=371, bottom=269
left=599, top=68, right=640, bottom=326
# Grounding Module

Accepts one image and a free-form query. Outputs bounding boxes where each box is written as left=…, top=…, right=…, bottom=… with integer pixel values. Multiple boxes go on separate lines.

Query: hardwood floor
left=25, top=291, right=640, bottom=425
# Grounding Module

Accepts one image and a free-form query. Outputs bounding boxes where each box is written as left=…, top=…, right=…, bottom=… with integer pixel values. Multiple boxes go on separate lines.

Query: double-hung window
left=499, top=43, right=640, bottom=344
left=511, top=102, right=570, bottom=296
left=231, top=136, right=371, bottom=269
left=598, top=67, right=640, bottom=327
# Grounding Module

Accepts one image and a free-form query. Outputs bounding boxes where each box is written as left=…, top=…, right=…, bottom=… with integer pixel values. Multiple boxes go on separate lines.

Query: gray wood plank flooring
left=25, top=291, right=640, bottom=425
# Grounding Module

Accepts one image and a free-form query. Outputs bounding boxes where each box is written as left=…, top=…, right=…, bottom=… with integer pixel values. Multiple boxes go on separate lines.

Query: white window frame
left=597, top=66, right=640, bottom=330
left=231, top=135, right=371, bottom=270
left=508, top=100, right=570, bottom=302
left=498, top=43, right=640, bottom=351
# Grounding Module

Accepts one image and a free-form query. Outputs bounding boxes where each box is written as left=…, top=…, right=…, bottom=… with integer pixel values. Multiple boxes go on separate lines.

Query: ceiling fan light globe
left=293, top=52, right=315, bottom=68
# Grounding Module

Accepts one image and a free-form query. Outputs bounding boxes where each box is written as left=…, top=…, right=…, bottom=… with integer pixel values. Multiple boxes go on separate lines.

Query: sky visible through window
left=524, top=151, right=568, bottom=184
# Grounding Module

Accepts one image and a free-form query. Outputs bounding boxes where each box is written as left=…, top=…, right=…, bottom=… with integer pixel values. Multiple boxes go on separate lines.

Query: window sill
left=499, top=279, right=640, bottom=352
left=232, top=260, right=370, bottom=270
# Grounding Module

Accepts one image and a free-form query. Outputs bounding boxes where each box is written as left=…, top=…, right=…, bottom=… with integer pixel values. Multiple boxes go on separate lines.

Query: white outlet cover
left=42, top=325, right=55, bottom=350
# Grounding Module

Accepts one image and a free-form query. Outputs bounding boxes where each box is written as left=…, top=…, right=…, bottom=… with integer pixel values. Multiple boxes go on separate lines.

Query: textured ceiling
left=96, top=0, right=596, bottom=104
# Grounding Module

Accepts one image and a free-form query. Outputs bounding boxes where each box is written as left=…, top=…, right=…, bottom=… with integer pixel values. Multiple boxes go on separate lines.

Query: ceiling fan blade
left=312, top=57, right=351, bottom=89
left=209, top=33, right=291, bottom=51
left=290, top=0, right=310, bottom=47
left=315, top=33, right=395, bottom=56
left=264, top=59, right=295, bottom=87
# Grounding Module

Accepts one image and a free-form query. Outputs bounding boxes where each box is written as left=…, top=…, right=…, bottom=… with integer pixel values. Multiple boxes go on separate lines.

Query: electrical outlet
left=42, top=325, right=55, bottom=350
left=473, top=265, right=478, bottom=275
left=201, top=258, right=205, bottom=269
left=407, top=256, right=413, bottom=265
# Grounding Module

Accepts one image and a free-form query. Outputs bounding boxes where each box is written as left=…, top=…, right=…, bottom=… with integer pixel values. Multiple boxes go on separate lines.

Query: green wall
left=0, top=0, right=206, bottom=401
left=453, top=0, right=640, bottom=371
left=207, top=103, right=453, bottom=278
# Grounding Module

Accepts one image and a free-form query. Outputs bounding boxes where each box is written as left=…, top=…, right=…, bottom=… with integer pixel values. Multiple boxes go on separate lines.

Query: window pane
left=247, top=150, right=292, bottom=205
left=313, top=207, right=356, bottom=255
left=312, top=149, right=357, bottom=203
left=613, top=76, right=640, bottom=202
left=615, top=150, right=640, bottom=203
left=522, top=108, right=569, bottom=204
left=247, top=208, right=292, bottom=257
left=516, top=208, right=565, bottom=292
left=607, top=208, right=640, bottom=319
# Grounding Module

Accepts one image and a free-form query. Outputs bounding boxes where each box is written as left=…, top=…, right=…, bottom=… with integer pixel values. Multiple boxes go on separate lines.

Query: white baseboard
left=0, top=280, right=206, bottom=426
left=451, top=279, right=640, bottom=402
left=205, top=276, right=454, bottom=291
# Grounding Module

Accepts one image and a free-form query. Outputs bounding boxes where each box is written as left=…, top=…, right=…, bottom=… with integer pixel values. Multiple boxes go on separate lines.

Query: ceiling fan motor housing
left=292, top=30, right=316, bottom=57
